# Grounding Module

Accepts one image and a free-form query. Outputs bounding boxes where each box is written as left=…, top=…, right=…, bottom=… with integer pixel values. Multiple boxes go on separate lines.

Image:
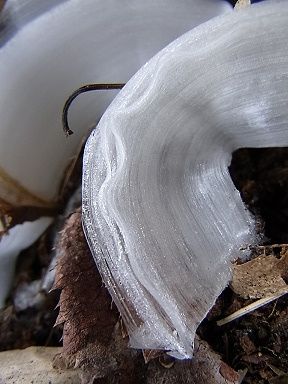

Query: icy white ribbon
left=83, top=1, right=288, bottom=358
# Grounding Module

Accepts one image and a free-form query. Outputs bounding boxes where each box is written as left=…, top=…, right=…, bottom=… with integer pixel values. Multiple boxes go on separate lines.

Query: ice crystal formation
left=83, top=1, right=288, bottom=358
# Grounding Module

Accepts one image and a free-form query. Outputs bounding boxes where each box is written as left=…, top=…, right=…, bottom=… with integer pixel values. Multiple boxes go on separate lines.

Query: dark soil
left=230, top=148, right=288, bottom=245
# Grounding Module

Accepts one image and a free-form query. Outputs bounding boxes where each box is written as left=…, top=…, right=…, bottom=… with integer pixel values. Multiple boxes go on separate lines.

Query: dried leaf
left=231, top=248, right=288, bottom=299
left=54, top=209, right=119, bottom=358
left=0, top=166, right=51, bottom=210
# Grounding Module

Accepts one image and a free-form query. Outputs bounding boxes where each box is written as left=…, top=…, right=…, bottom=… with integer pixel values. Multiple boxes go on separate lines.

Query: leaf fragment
left=231, top=246, right=288, bottom=299
left=54, top=209, right=119, bottom=359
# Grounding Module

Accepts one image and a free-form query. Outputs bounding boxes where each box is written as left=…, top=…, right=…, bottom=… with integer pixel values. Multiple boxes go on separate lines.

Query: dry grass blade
left=217, top=290, right=288, bottom=326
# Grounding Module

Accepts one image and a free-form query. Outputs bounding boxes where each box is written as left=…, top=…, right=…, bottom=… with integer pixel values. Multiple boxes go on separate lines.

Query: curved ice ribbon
left=85, top=1, right=288, bottom=358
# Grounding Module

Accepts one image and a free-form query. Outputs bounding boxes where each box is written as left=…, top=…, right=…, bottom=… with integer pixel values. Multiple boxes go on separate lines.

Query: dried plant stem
left=217, top=290, right=288, bottom=326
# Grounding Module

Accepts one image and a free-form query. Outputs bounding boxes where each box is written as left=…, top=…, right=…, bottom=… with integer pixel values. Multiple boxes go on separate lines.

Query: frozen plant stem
left=82, top=1, right=288, bottom=359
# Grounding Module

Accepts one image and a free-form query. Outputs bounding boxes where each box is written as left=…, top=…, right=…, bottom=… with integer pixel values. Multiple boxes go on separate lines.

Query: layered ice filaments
left=82, top=1, right=288, bottom=358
